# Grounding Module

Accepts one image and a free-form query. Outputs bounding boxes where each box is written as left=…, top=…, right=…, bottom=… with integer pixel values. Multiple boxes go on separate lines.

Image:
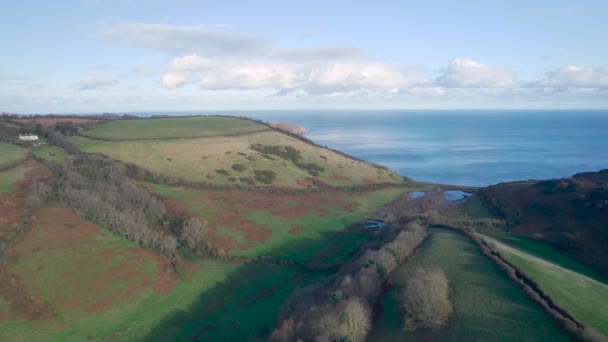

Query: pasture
left=0, top=143, right=27, bottom=169
left=370, top=228, right=567, bottom=341
left=32, top=146, right=68, bottom=163
left=75, top=130, right=403, bottom=188
left=0, top=204, right=354, bottom=341
left=481, top=235, right=608, bottom=336
left=0, top=164, right=34, bottom=194
left=80, top=116, right=268, bottom=140
left=150, top=184, right=407, bottom=263
left=0, top=205, right=243, bottom=340
left=495, top=235, right=608, bottom=284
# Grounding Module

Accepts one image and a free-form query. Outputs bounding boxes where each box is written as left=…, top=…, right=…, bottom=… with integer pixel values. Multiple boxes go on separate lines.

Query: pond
left=444, top=190, right=472, bottom=201
left=408, top=191, right=427, bottom=199
left=364, top=219, right=386, bottom=229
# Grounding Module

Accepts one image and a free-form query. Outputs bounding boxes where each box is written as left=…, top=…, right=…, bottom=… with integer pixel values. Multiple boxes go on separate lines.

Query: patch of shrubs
left=250, top=144, right=325, bottom=176
left=538, top=179, right=579, bottom=194
left=215, top=169, right=230, bottom=176
left=231, top=164, right=247, bottom=172
left=253, top=170, right=277, bottom=184
left=239, top=177, right=255, bottom=186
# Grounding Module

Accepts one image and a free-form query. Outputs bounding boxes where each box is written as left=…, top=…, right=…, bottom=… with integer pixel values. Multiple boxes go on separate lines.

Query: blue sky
left=1, top=0, right=607, bottom=113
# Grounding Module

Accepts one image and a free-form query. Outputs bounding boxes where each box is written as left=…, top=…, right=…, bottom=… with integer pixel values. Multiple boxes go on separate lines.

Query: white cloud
left=161, top=54, right=427, bottom=94
left=161, top=72, right=190, bottom=88
left=99, top=22, right=608, bottom=105
left=437, top=58, right=517, bottom=88
left=540, top=65, right=608, bottom=88
left=104, top=23, right=271, bottom=57
left=80, top=73, right=118, bottom=90
left=104, top=22, right=364, bottom=62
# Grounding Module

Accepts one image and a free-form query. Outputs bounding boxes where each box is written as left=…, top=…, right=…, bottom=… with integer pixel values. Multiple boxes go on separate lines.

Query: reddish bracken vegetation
left=0, top=159, right=51, bottom=240
left=478, top=169, right=608, bottom=277
left=163, top=188, right=356, bottom=254
left=2, top=206, right=181, bottom=316
left=329, top=174, right=351, bottom=182
left=290, top=226, right=305, bottom=235
left=10, top=117, right=103, bottom=127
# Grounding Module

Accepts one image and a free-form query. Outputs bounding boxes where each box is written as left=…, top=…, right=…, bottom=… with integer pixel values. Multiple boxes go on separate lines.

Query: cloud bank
left=94, top=22, right=608, bottom=103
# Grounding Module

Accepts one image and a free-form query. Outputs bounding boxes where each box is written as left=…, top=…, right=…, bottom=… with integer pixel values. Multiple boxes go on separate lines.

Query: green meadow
left=32, top=145, right=68, bottom=163
left=80, top=116, right=268, bottom=140
left=149, top=183, right=408, bottom=263
left=74, top=129, right=402, bottom=188
left=370, top=228, right=568, bottom=341
left=482, top=235, right=608, bottom=337
left=0, top=143, right=27, bottom=169
left=0, top=164, right=34, bottom=193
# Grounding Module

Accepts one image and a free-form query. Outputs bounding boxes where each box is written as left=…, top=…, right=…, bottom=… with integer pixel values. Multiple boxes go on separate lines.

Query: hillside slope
left=74, top=116, right=404, bottom=189
left=478, top=169, right=608, bottom=277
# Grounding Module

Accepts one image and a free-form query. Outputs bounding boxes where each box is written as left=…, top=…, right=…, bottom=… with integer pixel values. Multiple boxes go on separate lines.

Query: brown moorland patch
left=6, top=206, right=179, bottom=315
left=11, top=117, right=103, bottom=127
left=290, top=226, right=305, bottom=235
left=155, top=187, right=358, bottom=254
left=0, top=159, right=51, bottom=239
left=0, top=270, right=55, bottom=321
left=329, top=174, right=351, bottom=182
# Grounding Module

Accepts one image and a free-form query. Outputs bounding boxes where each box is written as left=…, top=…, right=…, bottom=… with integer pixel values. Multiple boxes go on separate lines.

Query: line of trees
left=271, top=222, right=427, bottom=341
left=47, top=154, right=218, bottom=269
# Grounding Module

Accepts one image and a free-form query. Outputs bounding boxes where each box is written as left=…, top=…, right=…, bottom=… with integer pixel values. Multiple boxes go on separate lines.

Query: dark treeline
left=271, top=222, right=427, bottom=342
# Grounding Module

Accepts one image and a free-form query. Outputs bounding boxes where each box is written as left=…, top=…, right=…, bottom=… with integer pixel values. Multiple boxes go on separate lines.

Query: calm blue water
left=133, top=110, right=608, bottom=187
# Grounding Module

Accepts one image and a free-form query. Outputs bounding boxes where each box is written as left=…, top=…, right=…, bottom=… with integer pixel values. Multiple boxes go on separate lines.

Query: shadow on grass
left=144, top=226, right=377, bottom=341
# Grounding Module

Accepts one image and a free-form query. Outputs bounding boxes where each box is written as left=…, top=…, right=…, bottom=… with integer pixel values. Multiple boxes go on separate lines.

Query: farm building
left=19, top=134, right=39, bottom=141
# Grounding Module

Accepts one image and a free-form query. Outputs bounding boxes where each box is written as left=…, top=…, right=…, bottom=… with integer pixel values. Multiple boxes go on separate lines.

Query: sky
left=1, top=0, right=607, bottom=113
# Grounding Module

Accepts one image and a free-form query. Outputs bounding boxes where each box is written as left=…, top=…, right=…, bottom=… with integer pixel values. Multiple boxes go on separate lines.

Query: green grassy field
left=462, top=194, right=494, bottom=219
left=481, top=235, right=608, bottom=337
left=369, top=228, right=568, bottom=341
left=0, top=204, right=340, bottom=341
left=74, top=129, right=403, bottom=188
left=0, top=143, right=27, bottom=169
left=150, top=184, right=407, bottom=263
left=0, top=164, right=34, bottom=193
left=80, top=116, right=269, bottom=140
left=495, top=235, right=608, bottom=284
left=31, top=145, right=68, bottom=163
left=0, top=205, right=242, bottom=341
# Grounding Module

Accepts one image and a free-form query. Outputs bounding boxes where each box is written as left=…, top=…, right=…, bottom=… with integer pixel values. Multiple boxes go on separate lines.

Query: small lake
left=408, top=191, right=427, bottom=199
left=444, top=190, right=472, bottom=201
left=364, top=219, right=386, bottom=229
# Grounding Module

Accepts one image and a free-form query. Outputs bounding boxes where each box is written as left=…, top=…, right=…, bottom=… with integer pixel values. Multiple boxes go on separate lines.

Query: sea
left=131, top=110, right=608, bottom=187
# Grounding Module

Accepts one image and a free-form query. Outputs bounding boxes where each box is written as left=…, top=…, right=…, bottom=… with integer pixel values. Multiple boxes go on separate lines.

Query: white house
left=19, top=134, right=39, bottom=141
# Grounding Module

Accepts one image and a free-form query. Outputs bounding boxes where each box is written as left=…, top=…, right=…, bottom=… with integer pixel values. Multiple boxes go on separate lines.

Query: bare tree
left=337, top=297, right=372, bottom=342
left=180, top=217, right=210, bottom=253
left=400, top=267, right=452, bottom=331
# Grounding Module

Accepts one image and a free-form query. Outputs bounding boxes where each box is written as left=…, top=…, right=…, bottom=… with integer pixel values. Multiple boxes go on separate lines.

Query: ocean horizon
left=117, top=110, right=608, bottom=187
